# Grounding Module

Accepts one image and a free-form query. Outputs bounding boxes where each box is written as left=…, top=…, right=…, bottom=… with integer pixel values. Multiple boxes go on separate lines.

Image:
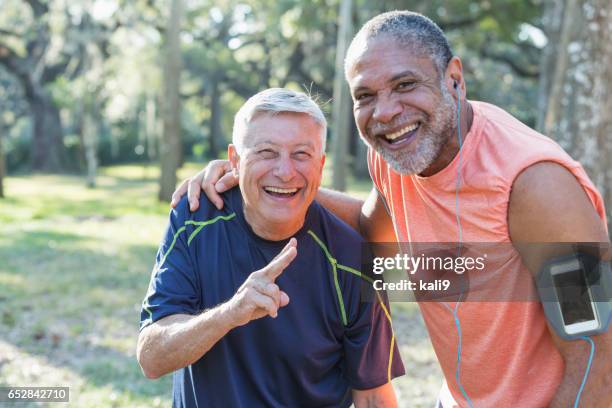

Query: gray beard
left=368, top=86, right=457, bottom=175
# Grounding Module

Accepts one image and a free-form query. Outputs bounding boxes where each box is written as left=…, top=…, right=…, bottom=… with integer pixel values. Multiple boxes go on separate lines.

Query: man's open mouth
left=263, top=186, right=300, bottom=198
left=378, top=122, right=420, bottom=146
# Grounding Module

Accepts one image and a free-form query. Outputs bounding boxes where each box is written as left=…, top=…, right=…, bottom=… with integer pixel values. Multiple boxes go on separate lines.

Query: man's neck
left=419, top=100, right=474, bottom=177
left=243, top=207, right=304, bottom=241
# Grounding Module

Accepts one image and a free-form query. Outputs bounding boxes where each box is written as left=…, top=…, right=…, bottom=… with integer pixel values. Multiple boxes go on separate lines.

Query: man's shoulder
left=470, top=100, right=575, bottom=173
left=172, top=188, right=239, bottom=228
left=472, top=100, right=549, bottom=141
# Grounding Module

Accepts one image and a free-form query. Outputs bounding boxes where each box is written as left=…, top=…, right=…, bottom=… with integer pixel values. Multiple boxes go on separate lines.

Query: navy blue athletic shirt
left=141, top=187, right=404, bottom=407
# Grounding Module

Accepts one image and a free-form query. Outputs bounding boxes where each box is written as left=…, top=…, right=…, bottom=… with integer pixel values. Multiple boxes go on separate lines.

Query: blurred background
left=0, top=0, right=610, bottom=406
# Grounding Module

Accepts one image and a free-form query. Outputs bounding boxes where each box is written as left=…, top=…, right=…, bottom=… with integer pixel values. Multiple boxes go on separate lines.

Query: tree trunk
left=0, top=1, right=67, bottom=173
left=146, top=94, right=158, bottom=161
left=0, top=122, right=5, bottom=199
left=536, top=0, right=565, bottom=131
left=209, top=80, right=222, bottom=159
left=539, top=0, right=612, bottom=234
left=158, top=0, right=184, bottom=202
left=331, top=0, right=353, bottom=191
left=83, top=111, right=98, bottom=188
left=27, top=86, right=66, bottom=172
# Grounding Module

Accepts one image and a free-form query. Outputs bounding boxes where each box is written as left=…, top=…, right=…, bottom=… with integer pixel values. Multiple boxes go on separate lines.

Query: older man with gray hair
left=137, top=88, right=404, bottom=407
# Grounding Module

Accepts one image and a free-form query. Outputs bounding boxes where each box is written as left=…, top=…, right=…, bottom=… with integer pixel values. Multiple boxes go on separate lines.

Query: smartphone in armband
left=537, top=253, right=612, bottom=341
left=550, top=259, right=599, bottom=334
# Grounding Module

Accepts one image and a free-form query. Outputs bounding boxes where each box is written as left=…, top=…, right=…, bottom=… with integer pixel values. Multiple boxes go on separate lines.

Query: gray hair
left=232, top=88, right=327, bottom=153
left=345, top=11, right=453, bottom=79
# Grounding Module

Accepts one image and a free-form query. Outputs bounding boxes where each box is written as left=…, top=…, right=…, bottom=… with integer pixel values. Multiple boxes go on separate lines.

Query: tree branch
left=480, top=46, right=540, bottom=78
left=283, top=41, right=332, bottom=97
left=0, top=41, right=27, bottom=77
left=227, top=80, right=258, bottom=100
left=0, top=28, right=23, bottom=38
left=23, top=0, right=49, bottom=18
left=517, top=40, right=543, bottom=57
left=41, top=56, right=73, bottom=83
left=439, top=12, right=489, bottom=30
left=180, top=87, right=206, bottom=99
left=0, top=41, right=37, bottom=100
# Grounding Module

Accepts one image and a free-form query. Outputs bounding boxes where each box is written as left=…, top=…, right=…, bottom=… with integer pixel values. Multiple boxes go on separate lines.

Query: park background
left=0, top=0, right=610, bottom=406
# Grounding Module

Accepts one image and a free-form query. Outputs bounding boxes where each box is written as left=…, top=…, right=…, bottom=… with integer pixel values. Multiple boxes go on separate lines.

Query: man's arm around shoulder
left=317, top=187, right=396, bottom=242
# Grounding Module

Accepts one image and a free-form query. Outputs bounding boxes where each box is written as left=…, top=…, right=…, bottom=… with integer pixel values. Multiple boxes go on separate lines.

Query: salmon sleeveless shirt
left=367, top=101, right=607, bottom=407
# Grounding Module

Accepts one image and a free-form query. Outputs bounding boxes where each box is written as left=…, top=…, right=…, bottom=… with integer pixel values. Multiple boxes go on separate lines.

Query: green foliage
left=0, top=0, right=545, bottom=172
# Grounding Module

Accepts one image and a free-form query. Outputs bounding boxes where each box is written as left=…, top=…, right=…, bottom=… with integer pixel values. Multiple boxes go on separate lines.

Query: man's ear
left=228, top=144, right=240, bottom=173
left=445, top=56, right=465, bottom=97
left=319, top=154, right=326, bottom=177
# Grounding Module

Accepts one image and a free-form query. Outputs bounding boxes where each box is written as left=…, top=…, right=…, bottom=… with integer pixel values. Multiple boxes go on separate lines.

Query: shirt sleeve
left=140, top=202, right=201, bottom=331
left=341, top=270, right=405, bottom=390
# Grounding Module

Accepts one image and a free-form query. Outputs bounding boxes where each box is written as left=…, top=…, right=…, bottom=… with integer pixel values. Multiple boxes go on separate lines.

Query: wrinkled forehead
left=346, top=35, right=438, bottom=87
left=348, top=34, right=434, bottom=69
left=242, top=111, right=324, bottom=150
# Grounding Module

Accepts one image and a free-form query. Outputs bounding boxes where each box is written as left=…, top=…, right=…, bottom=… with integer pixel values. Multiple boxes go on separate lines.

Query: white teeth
left=384, top=123, right=419, bottom=141
left=264, top=187, right=298, bottom=194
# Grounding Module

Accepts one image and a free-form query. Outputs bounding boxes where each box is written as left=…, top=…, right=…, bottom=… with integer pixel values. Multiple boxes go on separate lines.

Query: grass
left=0, top=166, right=182, bottom=407
left=0, top=163, right=440, bottom=407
